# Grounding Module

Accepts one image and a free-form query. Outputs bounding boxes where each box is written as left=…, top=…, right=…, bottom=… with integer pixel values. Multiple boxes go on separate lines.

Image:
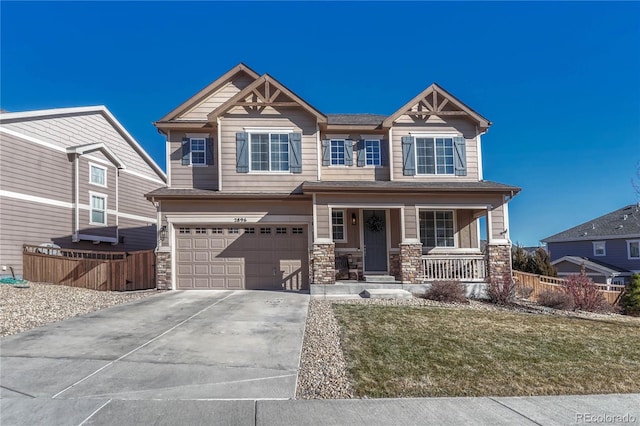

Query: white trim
left=328, top=138, right=347, bottom=167
left=243, top=127, right=294, bottom=133
left=89, top=162, right=107, bottom=188
left=0, top=189, right=73, bottom=209
left=76, top=234, right=118, bottom=244
left=417, top=209, right=458, bottom=250
left=363, top=139, right=382, bottom=167
left=503, top=201, right=510, bottom=242
left=325, top=134, right=350, bottom=139
left=477, top=130, right=484, bottom=180
left=316, top=124, right=322, bottom=181
left=327, top=203, right=404, bottom=209
left=170, top=223, right=176, bottom=290
left=246, top=130, right=292, bottom=173
left=166, top=131, right=172, bottom=186
left=415, top=203, right=491, bottom=210
left=388, top=127, right=394, bottom=181
left=114, top=211, right=156, bottom=223
left=331, top=209, right=347, bottom=243
left=627, top=239, right=640, bottom=260
left=185, top=133, right=210, bottom=138
left=312, top=193, right=318, bottom=241
left=217, top=118, right=223, bottom=191
left=400, top=206, right=405, bottom=241
left=413, top=134, right=458, bottom=176
left=593, top=241, right=606, bottom=257
left=189, top=137, right=207, bottom=166
left=165, top=214, right=312, bottom=224
left=89, top=191, right=108, bottom=226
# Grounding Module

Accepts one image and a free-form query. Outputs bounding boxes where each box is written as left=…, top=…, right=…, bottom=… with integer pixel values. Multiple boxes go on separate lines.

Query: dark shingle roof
left=302, top=180, right=521, bottom=194
left=553, top=256, right=630, bottom=274
left=326, top=114, right=387, bottom=126
left=542, top=204, right=640, bottom=242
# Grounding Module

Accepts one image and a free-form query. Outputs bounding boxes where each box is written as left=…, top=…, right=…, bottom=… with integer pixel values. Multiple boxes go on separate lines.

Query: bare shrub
left=423, top=280, right=469, bottom=304
left=563, top=272, right=611, bottom=313
left=538, top=290, right=574, bottom=310
left=486, top=272, right=516, bottom=305
left=516, top=286, right=534, bottom=300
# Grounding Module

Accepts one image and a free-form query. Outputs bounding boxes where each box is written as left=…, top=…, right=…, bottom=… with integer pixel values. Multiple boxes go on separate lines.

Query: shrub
left=562, top=272, right=611, bottom=313
left=424, top=280, right=469, bottom=304
left=486, top=272, right=516, bottom=305
left=537, top=290, right=574, bottom=310
left=516, top=285, right=534, bottom=300
left=620, top=273, right=640, bottom=316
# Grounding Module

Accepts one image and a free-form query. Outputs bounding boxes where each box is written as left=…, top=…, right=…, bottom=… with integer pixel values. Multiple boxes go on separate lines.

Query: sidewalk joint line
left=77, top=399, right=112, bottom=426
left=489, top=397, right=544, bottom=426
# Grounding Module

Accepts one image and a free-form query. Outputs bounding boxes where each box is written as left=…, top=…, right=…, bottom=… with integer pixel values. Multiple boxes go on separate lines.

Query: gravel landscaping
left=296, top=296, right=640, bottom=399
left=0, top=282, right=159, bottom=337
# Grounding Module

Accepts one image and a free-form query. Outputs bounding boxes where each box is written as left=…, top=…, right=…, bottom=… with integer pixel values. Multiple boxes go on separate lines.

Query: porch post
left=485, top=203, right=512, bottom=284
left=312, top=240, right=335, bottom=285
left=399, top=205, right=422, bottom=284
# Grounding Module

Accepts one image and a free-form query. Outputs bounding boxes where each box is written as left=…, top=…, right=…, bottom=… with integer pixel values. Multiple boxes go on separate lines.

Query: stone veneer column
left=399, top=242, right=423, bottom=284
left=156, top=250, right=171, bottom=290
left=389, top=252, right=401, bottom=282
left=312, top=242, right=336, bottom=285
left=485, top=244, right=512, bottom=283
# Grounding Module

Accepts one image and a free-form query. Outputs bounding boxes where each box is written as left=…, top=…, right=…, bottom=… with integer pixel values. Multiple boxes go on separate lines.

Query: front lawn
left=333, top=304, right=640, bottom=398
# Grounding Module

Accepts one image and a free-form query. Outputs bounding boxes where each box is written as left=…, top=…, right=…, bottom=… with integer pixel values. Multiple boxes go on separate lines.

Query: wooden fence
left=513, top=270, right=625, bottom=305
left=23, top=245, right=156, bottom=292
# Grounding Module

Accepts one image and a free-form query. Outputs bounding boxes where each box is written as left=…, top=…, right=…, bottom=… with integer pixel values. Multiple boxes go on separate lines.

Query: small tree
left=530, top=248, right=557, bottom=277
left=562, top=270, right=609, bottom=312
left=511, top=244, right=530, bottom=273
left=620, top=274, right=640, bottom=316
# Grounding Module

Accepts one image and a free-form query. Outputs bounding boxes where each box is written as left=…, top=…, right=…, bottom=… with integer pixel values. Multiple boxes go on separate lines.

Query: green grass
left=332, top=304, right=640, bottom=398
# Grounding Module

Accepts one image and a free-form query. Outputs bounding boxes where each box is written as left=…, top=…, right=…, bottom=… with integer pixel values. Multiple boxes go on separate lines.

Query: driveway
left=1, top=290, right=309, bottom=425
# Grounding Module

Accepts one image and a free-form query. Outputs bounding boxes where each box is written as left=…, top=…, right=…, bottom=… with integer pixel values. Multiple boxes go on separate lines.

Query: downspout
left=316, top=123, right=321, bottom=181
left=115, top=168, right=120, bottom=244
left=217, top=118, right=223, bottom=191
left=388, top=127, right=394, bottom=181
left=73, top=154, right=79, bottom=242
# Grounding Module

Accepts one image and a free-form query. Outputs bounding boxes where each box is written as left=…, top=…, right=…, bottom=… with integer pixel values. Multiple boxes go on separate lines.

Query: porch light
left=351, top=212, right=357, bottom=226
left=159, top=225, right=167, bottom=242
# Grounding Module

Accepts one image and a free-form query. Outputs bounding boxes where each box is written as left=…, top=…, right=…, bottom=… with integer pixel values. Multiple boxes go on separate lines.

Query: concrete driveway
left=1, top=290, right=309, bottom=425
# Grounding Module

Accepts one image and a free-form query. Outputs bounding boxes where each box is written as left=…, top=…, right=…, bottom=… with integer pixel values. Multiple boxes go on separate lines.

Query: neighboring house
left=542, top=204, right=640, bottom=285
left=0, top=106, right=167, bottom=278
left=147, top=63, right=520, bottom=291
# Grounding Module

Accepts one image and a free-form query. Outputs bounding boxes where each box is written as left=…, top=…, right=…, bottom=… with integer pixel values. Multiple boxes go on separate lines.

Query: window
left=292, top=227, right=304, bottom=234
left=593, top=241, right=606, bottom=256
left=228, top=228, right=239, bottom=234
left=89, top=164, right=106, bottom=186
left=250, top=133, right=289, bottom=171
left=365, top=140, right=381, bottom=166
left=90, top=194, right=107, bottom=225
left=332, top=210, right=346, bottom=242
left=330, top=140, right=345, bottom=165
left=195, top=228, right=207, bottom=234
left=244, top=228, right=255, bottom=234
left=179, top=227, right=191, bottom=234
left=628, top=240, right=640, bottom=259
left=276, top=227, right=287, bottom=234
left=190, top=138, right=206, bottom=165
left=211, top=227, right=223, bottom=234
left=416, top=137, right=454, bottom=175
left=419, top=210, right=455, bottom=248
left=260, top=227, right=271, bottom=234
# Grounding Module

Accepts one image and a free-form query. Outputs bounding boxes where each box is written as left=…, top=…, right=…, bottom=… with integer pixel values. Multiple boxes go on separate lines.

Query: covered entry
left=175, top=224, right=308, bottom=290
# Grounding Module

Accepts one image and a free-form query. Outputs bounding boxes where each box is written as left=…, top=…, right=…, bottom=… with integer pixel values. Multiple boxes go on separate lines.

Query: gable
left=383, top=83, right=490, bottom=130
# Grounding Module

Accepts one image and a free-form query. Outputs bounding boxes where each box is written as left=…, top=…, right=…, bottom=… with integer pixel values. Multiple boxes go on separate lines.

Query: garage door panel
left=193, top=239, right=209, bottom=249
left=177, top=251, right=193, bottom=262
left=193, top=278, right=212, bottom=288
left=226, top=263, right=243, bottom=275
left=177, top=238, right=193, bottom=250
left=193, top=252, right=209, bottom=262
left=193, top=264, right=209, bottom=275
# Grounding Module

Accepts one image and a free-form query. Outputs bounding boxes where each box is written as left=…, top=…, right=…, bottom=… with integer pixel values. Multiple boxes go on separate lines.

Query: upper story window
left=89, top=164, right=107, bottom=187
left=190, top=138, right=206, bottom=166
left=330, top=140, right=346, bottom=165
left=416, top=137, right=454, bottom=175
left=332, top=210, right=346, bottom=242
left=90, top=193, right=107, bottom=226
left=628, top=240, right=640, bottom=259
left=593, top=241, right=606, bottom=257
left=364, top=140, right=381, bottom=166
left=419, top=210, right=455, bottom=248
left=250, top=133, right=289, bottom=172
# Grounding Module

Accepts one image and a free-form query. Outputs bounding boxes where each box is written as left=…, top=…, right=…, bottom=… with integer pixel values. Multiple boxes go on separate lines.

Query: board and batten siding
left=391, top=116, right=480, bottom=182
left=168, top=132, right=218, bottom=190
left=1, top=113, right=162, bottom=182
left=548, top=239, right=640, bottom=272
left=177, top=74, right=255, bottom=121
left=220, top=107, right=318, bottom=193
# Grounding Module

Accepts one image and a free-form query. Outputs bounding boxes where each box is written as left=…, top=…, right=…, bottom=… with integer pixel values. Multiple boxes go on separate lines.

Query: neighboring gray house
left=0, top=106, right=167, bottom=278
left=542, top=204, right=640, bottom=284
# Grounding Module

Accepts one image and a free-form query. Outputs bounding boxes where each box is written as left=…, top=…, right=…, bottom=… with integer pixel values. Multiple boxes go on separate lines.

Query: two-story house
left=542, top=204, right=640, bottom=285
left=147, top=63, right=520, bottom=291
left=0, top=106, right=167, bottom=278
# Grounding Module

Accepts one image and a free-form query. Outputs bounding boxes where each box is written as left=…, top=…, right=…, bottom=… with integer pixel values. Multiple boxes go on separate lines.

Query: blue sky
left=2, top=1, right=639, bottom=246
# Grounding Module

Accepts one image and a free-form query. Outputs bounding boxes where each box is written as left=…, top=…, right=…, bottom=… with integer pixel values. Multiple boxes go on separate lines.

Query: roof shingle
left=542, top=204, right=640, bottom=242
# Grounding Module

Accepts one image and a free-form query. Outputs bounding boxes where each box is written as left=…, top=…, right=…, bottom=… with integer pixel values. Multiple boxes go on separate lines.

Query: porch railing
left=421, top=255, right=486, bottom=282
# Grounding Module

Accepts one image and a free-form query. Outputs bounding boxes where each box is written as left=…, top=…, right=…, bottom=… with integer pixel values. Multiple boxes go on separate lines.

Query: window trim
left=330, top=139, right=347, bottom=166
left=411, top=133, right=460, bottom=176
left=593, top=241, right=606, bottom=257
left=89, top=191, right=108, bottom=226
left=89, top=163, right=107, bottom=187
left=190, top=137, right=207, bottom=167
left=627, top=240, right=640, bottom=260
left=418, top=209, right=457, bottom=249
left=331, top=209, right=347, bottom=243
left=247, top=131, right=291, bottom=173
left=364, top=139, right=381, bottom=167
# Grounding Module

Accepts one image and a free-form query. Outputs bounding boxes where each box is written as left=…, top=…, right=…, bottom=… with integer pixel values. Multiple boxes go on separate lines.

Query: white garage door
left=176, top=225, right=308, bottom=290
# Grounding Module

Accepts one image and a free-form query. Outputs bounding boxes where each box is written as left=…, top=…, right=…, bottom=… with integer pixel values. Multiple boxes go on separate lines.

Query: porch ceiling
left=302, top=180, right=521, bottom=195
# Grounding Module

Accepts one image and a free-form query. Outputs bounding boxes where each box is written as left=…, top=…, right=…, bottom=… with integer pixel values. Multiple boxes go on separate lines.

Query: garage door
left=176, top=225, right=308, bottom=290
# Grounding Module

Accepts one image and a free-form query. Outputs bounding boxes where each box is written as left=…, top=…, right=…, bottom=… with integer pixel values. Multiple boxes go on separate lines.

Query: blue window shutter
left=181, top=137, right=190, bottom=165
left=402, top=136, right=415, bottom=176
left=380, top=140, right=389, bottom=166
left=344, top=139, right=353, bottom=166
left=206, top=138, right=214, bottom=165
left=356, top=140, right=365, bottom=167
left=322, top=139, right=330, bottom=166
left=289, top=132, right=302, bottom=173
left=454, top=136, right=467, bottom=176
left=236, top=132, right=249, bottom=173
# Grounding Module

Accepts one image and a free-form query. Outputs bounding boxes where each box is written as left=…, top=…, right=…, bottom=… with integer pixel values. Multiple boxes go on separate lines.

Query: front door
left=363, top=210, right=387, bottom=273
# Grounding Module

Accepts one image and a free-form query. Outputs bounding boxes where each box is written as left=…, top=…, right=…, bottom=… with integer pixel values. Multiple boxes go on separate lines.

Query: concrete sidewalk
left=2, top=394, right=638, bottom=425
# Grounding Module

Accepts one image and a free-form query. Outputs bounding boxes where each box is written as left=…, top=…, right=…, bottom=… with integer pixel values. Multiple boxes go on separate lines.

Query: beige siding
left=178, top=74, right=255, bottom=121
left=220, top=107, right=318, bottom=193
left=2, top=113, right=163, bottom=182
left=161, top=199, right=311, bottom=216
left=391, top=116, right=480, bottom=182
left=118, top=173, right=159, bottom=219
left=320, top=132, right=390, bottom=181
left=168, top=132, right=218, bottom=190
left=490, top=202, right=506, bottom=241
left=404, top=205, right=418, bottom=240
left=456, top=210, right=479, bottom=249
left=316, top=204, right=330, bottom=239
left=334, top=208, right=361, bottom=249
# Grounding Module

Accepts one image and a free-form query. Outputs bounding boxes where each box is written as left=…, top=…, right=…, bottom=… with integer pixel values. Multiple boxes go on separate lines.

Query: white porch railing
left=422, top=255, right=486, bottom=282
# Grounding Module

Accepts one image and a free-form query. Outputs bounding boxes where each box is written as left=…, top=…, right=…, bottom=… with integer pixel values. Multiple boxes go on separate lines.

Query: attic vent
left=623, top=214, right=628, bottom=220
left=591, top=223, right=596, bottom=229
left=581, top=232, right=588, bottom=237
left=617, top=225, right=624, bottom=229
